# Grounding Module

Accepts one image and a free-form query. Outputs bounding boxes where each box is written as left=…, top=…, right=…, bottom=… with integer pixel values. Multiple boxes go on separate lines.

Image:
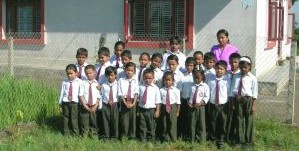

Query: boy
left=193, top=51, right=205, bottom=71
left=75, top=48, right=89, bottom=80
left=138, top=68, right=161, bottom=142
left=137, top=52, right=151, bottom=84
left=203, top=52, right=216, bottom=84
left=96, top=47, right=112, bottom=85
left=110, top=41, right=125, bottom=69
left=161, top=36, right=186, bottom=71
left=149, top=53, right=164, bottom=88
left=207, top=60, right=231, bottom=149
left=79, top=65, right=101, bottom=137
left=117, top=50, right=136, bottom=80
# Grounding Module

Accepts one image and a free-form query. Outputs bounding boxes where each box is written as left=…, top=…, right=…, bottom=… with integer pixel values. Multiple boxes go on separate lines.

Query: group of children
left=58, top=37, right=258, bottom=149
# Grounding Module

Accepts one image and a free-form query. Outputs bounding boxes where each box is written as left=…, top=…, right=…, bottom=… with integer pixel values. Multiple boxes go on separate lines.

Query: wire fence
left=0, top=32, right=296, bottom=124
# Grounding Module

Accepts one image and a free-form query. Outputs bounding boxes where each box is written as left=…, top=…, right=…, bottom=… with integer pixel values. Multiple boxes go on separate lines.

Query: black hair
left=114, top=41, right=125, bottom=49
left=125, top=62, right=136, bottom=71
left=85, top=64, right=96, bottom=71
left=169, top=36, right=182, bottom=45
left=143, top=68, right=155, bottom=77
left=76, top=48, right=88, bottom=57
left=215, top=60, right=228, bottom=70
left=65, top=64, right=77, bottom=72
left=192, top=68, right=205, bottom=82
left=167, top=54, right=179, bottom=63
left=162, top=71, right=175, bottom=87
left=139, top=52, right=150, bottom=60
left=229, top=53, right=241, bottom=61
left=185, top=57, right=195, bottom=65
left=98, top=47, right=110, bottom=57
left=121, top=50, right=132, bottom=59
left=204, top=52, right=216, bottom=62
left=105, top=66, right=117, bottom=76
left=217, top=29, right=230, bottom=43
left=151, top=53, right=163, bottom=61
left=193, top=51, right=204, bottom=57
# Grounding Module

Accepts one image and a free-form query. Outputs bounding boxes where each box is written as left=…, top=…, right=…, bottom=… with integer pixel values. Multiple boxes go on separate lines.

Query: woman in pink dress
left=210, top=29, right=239, bottom=70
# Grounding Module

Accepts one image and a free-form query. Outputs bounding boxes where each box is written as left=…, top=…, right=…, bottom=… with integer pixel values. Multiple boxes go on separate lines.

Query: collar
left=216, top=76, right=224, bottom=81
left=168, top=50, right=182, bottom=55
left=195, top=82, right=204, bottom=86
left=76, top=62, right=88, bottom=67
left=87, top=79, right=97, bottom=83
left=107, top=80, right=117, bottom=86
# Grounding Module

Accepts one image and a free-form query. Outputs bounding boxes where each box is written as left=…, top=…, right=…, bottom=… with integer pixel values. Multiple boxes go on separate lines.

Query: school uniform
left=138, top=83, right=161, bottom=141
left=137, top=65, right=148, bottom=84
left=100, top=81, right=119, bottom=139
left=231, top=72, right=258, bottom=145
left=75, top=62, right=89, bottom=80
left=79, top=79, right=101, bottom=136
left=164, top=69, right=184, bottom=91
left=58, top=77, right=82, bottom=136
left=204, top=68, right=216, bottom=84
left=117, top=67, right=139, bottom=82
left=208, top=75, right=231, bottom=146
left=118, top=77, right=139, bottom=139
left=161, top=50, right=186, bottom=71
left=159, top=86, right=181, bottom=141
left=195, top=64, right=205, bottom=71
left=151, top=66, right=163, bottom=88
left=95, top=61, right=112, bottom=85
left=110, top=55, right=123, bottom=69
left=188, top=82, right=210, bottom=142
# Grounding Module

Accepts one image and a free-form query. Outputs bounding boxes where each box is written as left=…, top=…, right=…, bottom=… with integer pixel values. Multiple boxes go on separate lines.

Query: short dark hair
left=76, top=48, right=88, bottom=57
left=167, top=54, right=179, bottom=63
left=151, top=53, right=163, bottom=61
left=185, top=57, right=195, bottom=65
left=162, top=71, right=175, bottom=87
left=193, top=51, right=203, bottom=57
left=65, top=64, right=77, bottom=72
left=217, top=29, right=229, bottom=37
left=121, top=50, right=132, bottom=59
left=169, top=36, right=182, bottom=45
left=143, top=68, right=155, bottom=77
left=215, top=60, right=228, bottom=70
left=139, top=52, right=150, bottom=60
left=125, top=62, right=136, bottom=71
left=229, top=53, right=241, bottom=61
left=204, top=52, right=215, bottom=62
left=114, top=41, right=125, bottom=49
left=98, top=47, right=110, bottom=57
left=85, top=64, right=96, bottom=71
left=105, top=66, right=117, bottom=76
left=192, top=68, right=205, bottom=82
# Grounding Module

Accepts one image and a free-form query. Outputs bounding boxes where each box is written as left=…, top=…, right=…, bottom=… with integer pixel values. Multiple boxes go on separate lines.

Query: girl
left=159, top=71, right=180, bottom=142
left=166, top=54, right=184, bottom=91
left=110, top=41, right=125, bottom=69
left=188, top=69, right=210, bottom=143
left=58, top=64, right=82, bottom=136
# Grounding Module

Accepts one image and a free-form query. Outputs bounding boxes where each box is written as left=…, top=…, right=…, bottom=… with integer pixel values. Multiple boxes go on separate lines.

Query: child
left=138, top=68, right=161, bottom=142
left=79, top=65, right=101, bottom=137
left=161, top=36, right=186, bottom=71
left=179, top=57, right=195, bottom=139
left=100, top=66, right=119, bottom=140
left=207, top=60, right=231, bottom=149
left=118, top=62, right=139, bottom=139
left=58, top=64, right=82, bottom=136
left=228, top=53, right=241, bottom=79
left=96, top=47, right=112, bottom=85
left=159, top=71, right=181, bottom=142
left=188, top=69, right=210, bottom=142
left=193, top=51, right=205, bottom=71
left=110, top=41, right=125, bottom=69
left=166, top=54, right=184, bottom=91
left=149, top=53, right=164, bottom=88
left=137, top=52, right=151, bottom=84
left=203, top=52, right=216, bottom=84
left=117, top=50, right=136, bottom=80
left=231, top=56, right=258, bottom=147
left=75, top=48, right=89, bottom=80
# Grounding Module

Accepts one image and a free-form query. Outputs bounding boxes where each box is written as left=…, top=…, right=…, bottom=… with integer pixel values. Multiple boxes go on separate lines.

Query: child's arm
left=91, top=98, right=100, bottom=113
left=155, top=104, right=160, bottom=118
left=130, top=94, right=138, bottom=108
left=251, top=99, right=256, bottom=113
left=177, top=105, right=180, bottom=117
left=79, top=96, right=90, bottom=111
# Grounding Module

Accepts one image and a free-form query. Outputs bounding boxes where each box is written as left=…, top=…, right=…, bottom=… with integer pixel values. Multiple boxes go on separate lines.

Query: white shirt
left=118, top=77, right=139, bottom=98
left=166, top=69, right=184, bottom=91
left=110, top=55, right=123, bottom=68
left=231, top=72, right=258, bottom=99
left=101, top=81, right=118, bottom=104
left=181, top=72, right=194, bottom=99
left=151, top=67, right=163, bottom=88
left=195, top=64, right=205, bottom=71
left=161, top=50, right=186, bottom=71
left=76, top=62, right=89, bottom=80
left=117, top=67, right=139, bottom=82
left=95, top=61, right=112, bottom=85
left=137, top=65, right=148, bottom=84
left=58, top=78, right=83, bottom=104
left=188, top=82, right=210, bottom=104
left=138, top=83, right=161, bottom=109
left=208, top=75, right=231, bottom=105
left=160, top=86, right=181, bottom=105
left=204, top=68, right=216, bottom=84
left=79, top=79, right=101, bottom=106
left=227, top=69, right=240, bottom=80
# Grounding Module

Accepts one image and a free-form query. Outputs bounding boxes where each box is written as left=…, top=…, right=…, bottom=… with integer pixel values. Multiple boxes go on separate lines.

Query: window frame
left=124, top=0, right=194, bottom=49
left=0, top=0, right=45, bottom=45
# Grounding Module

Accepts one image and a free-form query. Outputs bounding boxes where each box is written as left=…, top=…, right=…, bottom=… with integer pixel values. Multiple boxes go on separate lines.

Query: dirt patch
left=0, top=122, right=37, bottom=140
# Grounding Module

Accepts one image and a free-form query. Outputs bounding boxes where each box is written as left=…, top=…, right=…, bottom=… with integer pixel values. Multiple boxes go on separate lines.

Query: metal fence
left=0, top=32, right=296, bottom=124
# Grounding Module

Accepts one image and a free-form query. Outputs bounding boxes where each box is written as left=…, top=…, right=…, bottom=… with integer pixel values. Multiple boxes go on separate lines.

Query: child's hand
left=176, top=112, right=179, bottom=117
left=109, top=101, right=114, bottom=107
left=96, top=84, right=101, bottom=91
left=251, top=100, right=257, bottom=113
left=154, top=111, right=160, bottom=118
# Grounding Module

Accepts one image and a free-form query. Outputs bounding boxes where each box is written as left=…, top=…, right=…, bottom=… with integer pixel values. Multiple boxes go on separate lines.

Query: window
left=268, top=0, right=283, bottom=48
left=0, top=0, right=44, bottom=44
left=124, top=0, right=194, bottom=49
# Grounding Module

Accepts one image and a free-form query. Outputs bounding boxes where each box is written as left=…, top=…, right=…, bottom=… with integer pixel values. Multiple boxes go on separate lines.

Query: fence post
left=287, top=42, right=297, bottom=124
left=8, top=37, right=14, bottom=77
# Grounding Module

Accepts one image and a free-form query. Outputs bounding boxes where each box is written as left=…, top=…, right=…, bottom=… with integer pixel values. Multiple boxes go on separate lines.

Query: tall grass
left=0, top=74, right=59, bottom=128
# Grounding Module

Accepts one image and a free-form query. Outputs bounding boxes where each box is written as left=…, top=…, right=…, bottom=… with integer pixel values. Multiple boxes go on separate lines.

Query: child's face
left=139, top=55, right=150, bottom=68
left=230, top=59, right=239, bottom=71
left=98, top=54, right=110, bottom=64
left=215, top=65, right=226, bottom=78
left=194, top=54, right=204, bottom=65
left=121, top=56, right=131, bottom=66
left=217, top=33, right=229, bottom=47
left=151, top=57, right=162, bottom=69
left=167, top=60, right=178, bottom=72
left=114, top=45, right=124, bottom=56
left=239, top=63, right=251, bottom=75
left=193, top=72, right=203, bottom=84
left=185, top=63, right=194, bottom=73
left=170, top=40, right=180, bottom=52
left=143, top=73, right=154, bottom=85
left=204, top=59, right=215, bottom=70
left=125, top=66, right=135, bottom=79
left=107, top=72, right=116, bottom=83
left=76, top=55, right=87, bottom=66
left=66, top=69, right=77, bottom=81
left=164, top=75, right=174, bottom=88
left=85, top=68, right=96, bottom=81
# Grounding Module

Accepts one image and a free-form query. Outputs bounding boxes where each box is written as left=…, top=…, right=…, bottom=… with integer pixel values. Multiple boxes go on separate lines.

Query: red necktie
left=68, top=81, right=73, bottom=101
left=127, top=81, right=132, bottom=103
left=109, top=85, right=113, bottom=103
left=78, top=66, right=82, bottom=79
left=116, top=56, right=120, bottom=68
left=192, top=86, right=199, bottom=105
left=138, top=67, right=144, bottom=83
left=88, top=82, right=93, bottom=105
left=96, top=65, right=102, bottom=81
left=215, top=80, right=220, bottom=105
left=142, top=86, right=148, bottom=105
left=166, top=88, right=171, bottom=113
left=238, top=76, right=243, bottom=96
